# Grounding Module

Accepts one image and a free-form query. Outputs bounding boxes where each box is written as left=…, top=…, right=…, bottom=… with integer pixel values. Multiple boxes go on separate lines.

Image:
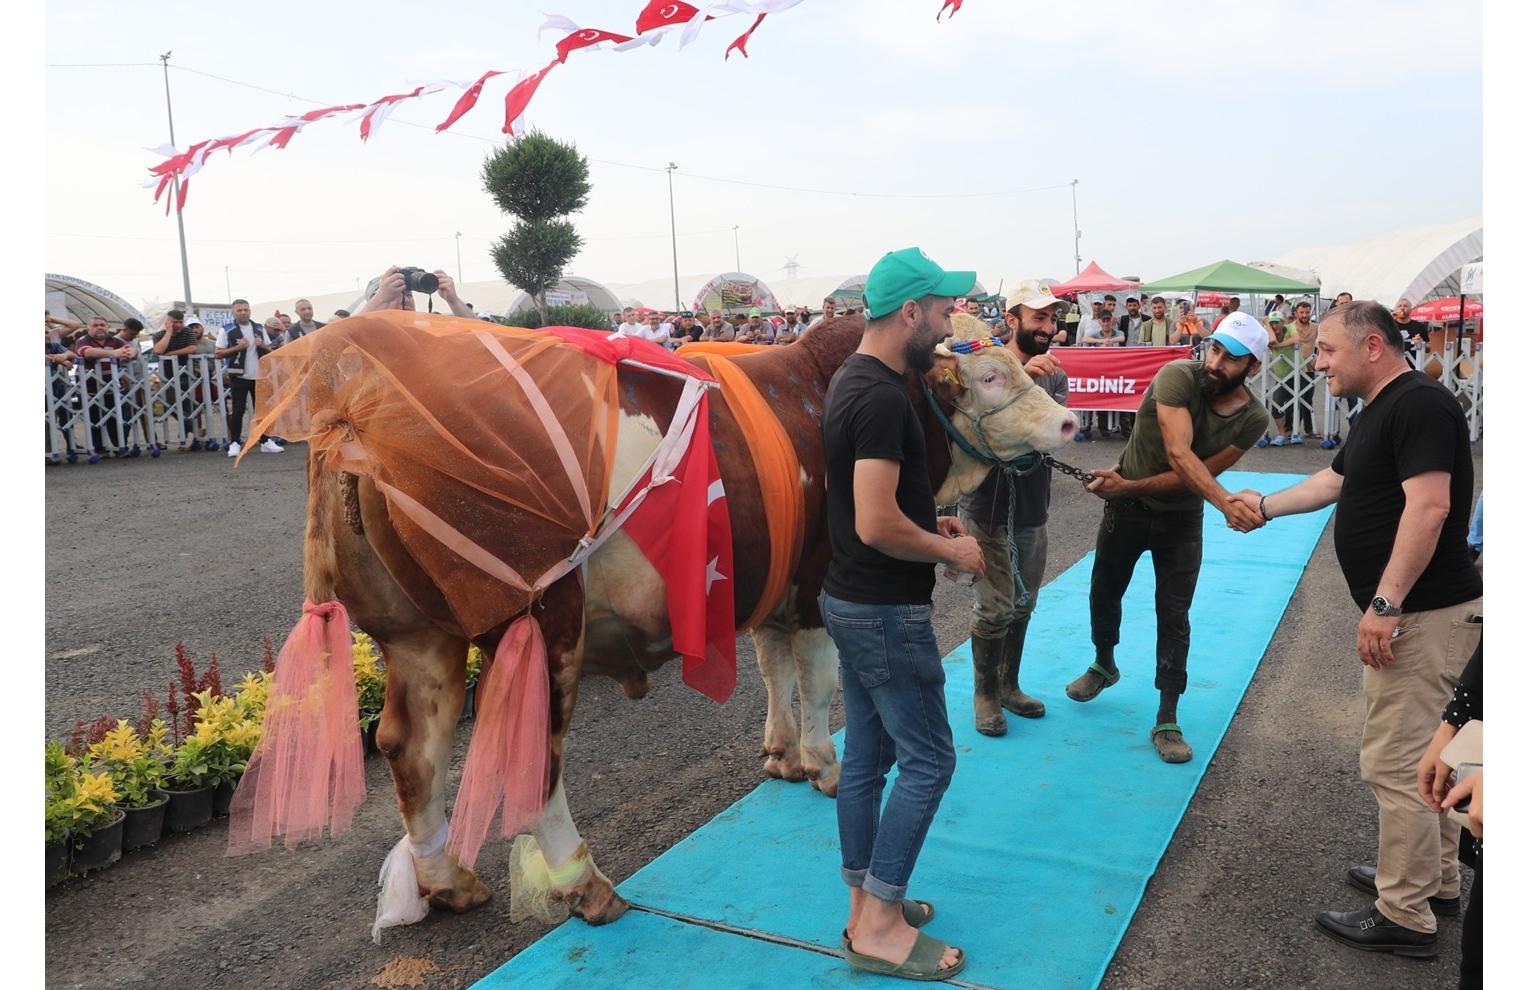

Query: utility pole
left=455, top=231, right=463, bottom=285
left=666, top=163, right=681, bottom=312
left=224, top=266, right=231, bottom=301
left=1070, top=178, right=1082, bottom=276
left=732, top=225, right=740, bottom=272
left=160, top=52, right=195, bottom=309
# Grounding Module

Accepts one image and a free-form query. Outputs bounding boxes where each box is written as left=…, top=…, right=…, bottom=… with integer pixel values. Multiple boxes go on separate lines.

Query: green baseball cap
left=748, top=307, right=762, bottom=317
left=863, top=247, right=977, bottom=319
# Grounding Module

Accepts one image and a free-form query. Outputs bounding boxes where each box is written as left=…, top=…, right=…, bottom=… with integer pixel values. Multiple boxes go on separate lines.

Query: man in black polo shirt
left=1235, top=300, right=1481, bottom=958
left=820, top=247, right=984, bottom=981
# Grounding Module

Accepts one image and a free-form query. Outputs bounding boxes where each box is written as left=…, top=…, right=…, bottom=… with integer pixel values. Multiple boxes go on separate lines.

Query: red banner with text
left=1053, top=346, right=1192, bottom=412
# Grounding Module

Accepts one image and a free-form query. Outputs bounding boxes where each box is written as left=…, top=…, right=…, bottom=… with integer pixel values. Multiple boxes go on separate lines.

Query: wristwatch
left=1369, top=595, right=1403, bottom=617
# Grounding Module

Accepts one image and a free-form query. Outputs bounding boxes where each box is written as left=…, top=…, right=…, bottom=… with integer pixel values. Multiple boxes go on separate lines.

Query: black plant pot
left=162, top=782, right=214, bottom=833
left=363, top=718, right=380, bottom=755
left=122, top=790, right=169, bottom=851
left=73, top=810, right=125, bottom=875
left=46, top=839, right=70, bottom=887
left=212, top=778, right=239, bottom=818
left=460, top=681, right=477, bottom=722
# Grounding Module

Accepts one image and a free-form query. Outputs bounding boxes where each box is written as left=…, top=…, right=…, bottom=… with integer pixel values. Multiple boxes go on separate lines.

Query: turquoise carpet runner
left=475, top=471, right=1334, bottom=989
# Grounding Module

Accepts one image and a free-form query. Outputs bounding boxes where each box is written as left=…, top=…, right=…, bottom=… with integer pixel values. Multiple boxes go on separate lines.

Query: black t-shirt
left=1331, top=371, right=1481, bottom=611
left=821, top=353, right=938, bottom=605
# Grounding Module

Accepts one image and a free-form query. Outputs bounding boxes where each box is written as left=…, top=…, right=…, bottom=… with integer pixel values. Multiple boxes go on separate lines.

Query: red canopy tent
left=1048, top=261, right=1139, bottom=298
left=1409, top=298, right=1482, bottom=322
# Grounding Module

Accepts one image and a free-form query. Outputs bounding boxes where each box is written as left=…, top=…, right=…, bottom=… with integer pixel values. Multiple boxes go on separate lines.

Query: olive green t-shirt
left=1117, top=360, right=1271, bottom=512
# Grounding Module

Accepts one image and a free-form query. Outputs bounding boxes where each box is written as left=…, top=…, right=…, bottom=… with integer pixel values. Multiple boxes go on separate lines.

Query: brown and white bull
left=301, top=314, right=1075, bottom=926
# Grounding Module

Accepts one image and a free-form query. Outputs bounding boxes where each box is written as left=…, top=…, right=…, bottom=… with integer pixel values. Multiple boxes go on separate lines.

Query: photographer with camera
left=354, top=265, right=475, bottom=318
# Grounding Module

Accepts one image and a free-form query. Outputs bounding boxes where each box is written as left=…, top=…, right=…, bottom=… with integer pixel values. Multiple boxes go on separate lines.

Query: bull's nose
left=1059, top=417, right=1077, bottom=441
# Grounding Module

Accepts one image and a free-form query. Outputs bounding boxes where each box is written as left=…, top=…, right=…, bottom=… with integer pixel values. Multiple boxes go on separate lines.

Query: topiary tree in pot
left=481, top=130, right=590, bottom=323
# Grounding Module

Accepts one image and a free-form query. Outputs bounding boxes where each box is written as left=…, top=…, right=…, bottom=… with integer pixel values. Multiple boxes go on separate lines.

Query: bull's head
left=923, top=313, right=1078, bottom=504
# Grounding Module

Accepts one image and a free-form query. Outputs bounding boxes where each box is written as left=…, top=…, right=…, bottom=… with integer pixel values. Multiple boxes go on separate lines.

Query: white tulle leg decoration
left=371, top=822, right=449, bottom=944
left=508, top=835, right=596, bottom=924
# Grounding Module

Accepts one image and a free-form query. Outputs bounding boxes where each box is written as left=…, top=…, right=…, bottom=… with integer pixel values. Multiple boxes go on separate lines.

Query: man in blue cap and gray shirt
left=820, top=247, right=985, bottom=981
left=1064, top=311, right=1271, bottom=763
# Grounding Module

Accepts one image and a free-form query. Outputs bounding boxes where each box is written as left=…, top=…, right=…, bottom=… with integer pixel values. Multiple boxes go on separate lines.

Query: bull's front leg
left=793, top=626, right=841, bottom=796
left=751, top=624, right=806, bottom=781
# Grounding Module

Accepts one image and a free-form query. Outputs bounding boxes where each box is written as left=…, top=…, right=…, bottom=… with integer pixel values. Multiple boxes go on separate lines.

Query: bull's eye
left=980, top=371, right=1005, bottom=388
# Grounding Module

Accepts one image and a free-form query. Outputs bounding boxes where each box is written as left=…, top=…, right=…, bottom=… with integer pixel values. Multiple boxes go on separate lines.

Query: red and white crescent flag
left=619, top=393, right=738, bottom=704
left=937, top=0, right=963, bottom=20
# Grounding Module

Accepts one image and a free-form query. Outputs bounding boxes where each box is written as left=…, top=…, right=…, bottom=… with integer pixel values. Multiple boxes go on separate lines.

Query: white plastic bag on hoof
left=371, top=832, right=430, bottom=943
left=508, top=834, right=570, bottom=924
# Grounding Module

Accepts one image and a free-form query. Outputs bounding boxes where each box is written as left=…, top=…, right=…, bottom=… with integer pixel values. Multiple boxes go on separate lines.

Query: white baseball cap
left=1208, top=311, right=1268, bottom=361
left=1007, top=278, right=1066, bottom=313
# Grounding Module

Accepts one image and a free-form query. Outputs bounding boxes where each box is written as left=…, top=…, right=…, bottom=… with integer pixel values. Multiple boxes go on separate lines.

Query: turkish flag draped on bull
left=1052, top=346, right=1193, bottom=412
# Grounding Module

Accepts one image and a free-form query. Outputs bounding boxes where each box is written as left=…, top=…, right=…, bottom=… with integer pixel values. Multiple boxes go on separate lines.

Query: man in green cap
left=737, top=307, right=774, bottom=344
left=820, top=247, right=984, bottom=981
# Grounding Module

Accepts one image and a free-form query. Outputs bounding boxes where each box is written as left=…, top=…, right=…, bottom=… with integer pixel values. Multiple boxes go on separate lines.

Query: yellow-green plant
left=183, top=690, right=261, bottom=786
left=83, top=720, right=166, bottom=808
left=231, top=670, right=274, bottom=721
left=352, top=631, right=387, bottom=730
left=45, top=741, right=120, bottom=841
left=466, top=644, right=485, bottom=686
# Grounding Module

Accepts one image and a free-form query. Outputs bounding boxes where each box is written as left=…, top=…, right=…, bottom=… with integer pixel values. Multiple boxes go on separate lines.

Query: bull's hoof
left=762, top=752, right=807, bottom=782
left=426, top=871, right=493, bottom=913
left=558, top=870, right=630, bottom=925
left=809, top=760, right=841, bottom=797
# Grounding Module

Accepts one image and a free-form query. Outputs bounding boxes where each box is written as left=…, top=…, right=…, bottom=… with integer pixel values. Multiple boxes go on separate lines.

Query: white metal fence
left=45, top=354, right=236, bottom=462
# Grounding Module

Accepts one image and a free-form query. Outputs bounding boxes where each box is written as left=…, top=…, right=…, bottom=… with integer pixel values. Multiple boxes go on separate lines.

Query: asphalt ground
left=44, top=435, right=1481, bottom=990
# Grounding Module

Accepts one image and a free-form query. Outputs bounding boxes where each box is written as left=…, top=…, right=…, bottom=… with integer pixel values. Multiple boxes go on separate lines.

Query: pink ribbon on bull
left=226, top=600, right=368, bottom=856
left=447, top=615, right=551, bottom=871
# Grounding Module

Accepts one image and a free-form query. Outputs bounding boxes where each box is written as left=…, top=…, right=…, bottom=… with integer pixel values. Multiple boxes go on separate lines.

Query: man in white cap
left=959, top=279, right=1069, bottom=736
left=1064, top=311, right=1271, bottom=763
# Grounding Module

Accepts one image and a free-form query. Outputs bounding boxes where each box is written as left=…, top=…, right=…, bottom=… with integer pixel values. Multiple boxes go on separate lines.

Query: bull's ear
left=924, top=352, right=965, bottom=403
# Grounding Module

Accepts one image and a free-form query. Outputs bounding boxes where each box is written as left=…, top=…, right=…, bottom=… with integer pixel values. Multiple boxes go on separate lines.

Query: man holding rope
left=1065, top=312, right=1270, bottom=763
left=959, top=280, right=1070, bottom=736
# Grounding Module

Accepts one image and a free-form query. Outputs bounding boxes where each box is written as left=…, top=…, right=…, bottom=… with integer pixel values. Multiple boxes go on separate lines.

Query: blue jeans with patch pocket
left=820, top=590, right=956, bottom=903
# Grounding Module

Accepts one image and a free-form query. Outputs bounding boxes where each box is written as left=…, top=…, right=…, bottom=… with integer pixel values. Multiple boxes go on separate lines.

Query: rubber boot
left=970, top=634, right=1007, bottom=737
left=998, top=619, right=1046, bottom=719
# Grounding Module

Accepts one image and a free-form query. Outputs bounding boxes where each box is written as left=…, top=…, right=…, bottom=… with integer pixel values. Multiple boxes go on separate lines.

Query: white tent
left=251, top=275, right=622, bottom=322
left=502, top=276, right=623, bottom=316
left=45, top=273, right=150, bottom=327
left=1262, top=216, right=1482, bottom=306
left=608, top=273, right=856, bottom=314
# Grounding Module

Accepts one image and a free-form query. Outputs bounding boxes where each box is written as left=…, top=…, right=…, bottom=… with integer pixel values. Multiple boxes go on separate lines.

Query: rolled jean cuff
left=862, top=871, right=908, bottom=903
left=841, top=866, right=867, bottom=889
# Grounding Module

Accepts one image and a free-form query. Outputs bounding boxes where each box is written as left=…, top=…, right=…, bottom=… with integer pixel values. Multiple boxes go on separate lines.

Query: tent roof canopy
left=1048, top=261, right=1139, bottom=297
left=1139, top=258, right=1320, bottom=295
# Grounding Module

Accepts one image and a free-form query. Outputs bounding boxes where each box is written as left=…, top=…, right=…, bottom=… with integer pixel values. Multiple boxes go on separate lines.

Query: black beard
left=1017, top=329, right=1051, bottom=355
left=1200, top=367, right=1249, bottom=398
left=904, top=313, right=939, bottom=373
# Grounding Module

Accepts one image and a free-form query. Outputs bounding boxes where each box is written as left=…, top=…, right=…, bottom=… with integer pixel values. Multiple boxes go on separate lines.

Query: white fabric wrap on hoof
left=508, top=835, right=592, bottom=924
left=371, top=823, right=449, bottom=944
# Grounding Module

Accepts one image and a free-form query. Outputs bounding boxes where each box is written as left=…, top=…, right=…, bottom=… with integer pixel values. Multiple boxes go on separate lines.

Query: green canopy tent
left=1139, top=258, right=1320, bottom=296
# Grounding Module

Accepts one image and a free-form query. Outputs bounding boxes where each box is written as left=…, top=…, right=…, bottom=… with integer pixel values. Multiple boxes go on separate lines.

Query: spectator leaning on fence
left=72, top=316, right=133, bottom=456
left=152, top=310, right=202, bottom=450
left=45, top=323, right=77, bottom=460
left=215, top=299, right=283, bottom=458
left=1256, top=311, right=1305, bottom=447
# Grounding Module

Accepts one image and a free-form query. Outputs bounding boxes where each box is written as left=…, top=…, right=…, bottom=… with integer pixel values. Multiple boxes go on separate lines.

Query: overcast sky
left=45, top=0, right=1482, bottom=311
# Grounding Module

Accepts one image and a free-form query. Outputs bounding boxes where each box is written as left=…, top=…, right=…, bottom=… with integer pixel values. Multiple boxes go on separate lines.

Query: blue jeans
left=820, top=591, right=956, bottom=903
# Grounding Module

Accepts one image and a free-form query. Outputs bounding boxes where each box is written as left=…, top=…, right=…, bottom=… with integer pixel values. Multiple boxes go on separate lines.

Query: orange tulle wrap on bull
left=229, top=312, right=737, bottom=867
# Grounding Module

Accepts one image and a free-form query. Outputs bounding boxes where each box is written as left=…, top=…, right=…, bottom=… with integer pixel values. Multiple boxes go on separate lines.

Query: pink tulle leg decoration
left=227, top=600, right=367, bottom=856
left=447, top=615, right=551, bottom=871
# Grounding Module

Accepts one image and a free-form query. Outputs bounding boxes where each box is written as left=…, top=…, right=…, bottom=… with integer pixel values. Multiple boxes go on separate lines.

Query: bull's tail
left=227, top=453, right=367, bottom=856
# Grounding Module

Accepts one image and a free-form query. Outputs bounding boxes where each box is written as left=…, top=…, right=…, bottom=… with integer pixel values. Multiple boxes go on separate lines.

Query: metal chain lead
left=1041, top=453, right=1096, bottom=485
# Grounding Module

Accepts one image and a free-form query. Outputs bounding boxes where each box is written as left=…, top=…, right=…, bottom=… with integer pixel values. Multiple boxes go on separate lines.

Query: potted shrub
left=353, top=632, right=387, bottom=754
left=44, top=742, right=78, bottom=886
left=162, top=736, right=217, bottom=833
left=67, top=771, right=124, bottom=876
left=462, top=645, right=485, bottom=721
left=84, top=720, right=170, bottom=852
left=187, top=691, right=258, bottom=816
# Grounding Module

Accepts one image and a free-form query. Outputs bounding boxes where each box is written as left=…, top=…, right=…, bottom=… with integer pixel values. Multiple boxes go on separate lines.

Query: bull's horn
left=934, top=343, right=954, bottom=357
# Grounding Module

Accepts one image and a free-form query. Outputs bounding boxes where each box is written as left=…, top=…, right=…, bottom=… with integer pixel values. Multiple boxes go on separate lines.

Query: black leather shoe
left=1345, top=865, right=1460, bottom=917
left=1315, top=906, right=1438, bottom=958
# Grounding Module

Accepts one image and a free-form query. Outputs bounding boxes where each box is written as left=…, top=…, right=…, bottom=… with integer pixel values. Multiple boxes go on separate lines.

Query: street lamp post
left=666, top=163, right=681, bottom=312
left=455, top=231, right=463, bottom=286
left=160, top=52, right=195, bottom=309
left=732, top=225, right=740, bottom=272
left=224, top=266, right=231, bottom=301
left=1070, top=178, right=1082, bottom=276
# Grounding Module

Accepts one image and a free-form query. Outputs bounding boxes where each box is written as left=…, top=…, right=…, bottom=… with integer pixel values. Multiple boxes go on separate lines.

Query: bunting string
left=143, top=0, right=964, bottom=212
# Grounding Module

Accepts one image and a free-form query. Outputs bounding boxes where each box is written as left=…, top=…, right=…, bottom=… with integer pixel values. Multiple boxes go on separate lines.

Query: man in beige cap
left=959, top=279, right=1071, bottom=736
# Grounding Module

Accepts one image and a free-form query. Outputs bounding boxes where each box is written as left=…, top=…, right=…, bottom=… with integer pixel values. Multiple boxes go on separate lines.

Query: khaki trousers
left=960, top=513, right=1047, bottom=640
left=1359, top=597, right=1482, bottom=933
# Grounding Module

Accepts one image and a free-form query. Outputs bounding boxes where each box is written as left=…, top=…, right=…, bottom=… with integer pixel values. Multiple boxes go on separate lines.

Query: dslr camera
left=397, top=266, right=439, bottom=294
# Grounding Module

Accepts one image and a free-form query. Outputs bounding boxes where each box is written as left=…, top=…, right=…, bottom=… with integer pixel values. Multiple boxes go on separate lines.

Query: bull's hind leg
left=531, top=775, right=628, bottom=925
left=752, top=623, right=806, bottom=781
left=375, top=629, right=492, bottom=913
left=793, top=626, right=841, bottom=796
